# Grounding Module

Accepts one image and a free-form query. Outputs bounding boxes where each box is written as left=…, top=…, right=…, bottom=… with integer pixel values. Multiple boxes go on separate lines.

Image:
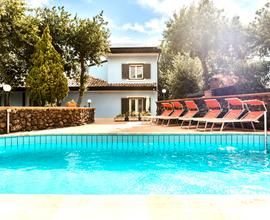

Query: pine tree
left=69, top=13, right=110, bottom=106
left=26, top=26, right=68, bottom=106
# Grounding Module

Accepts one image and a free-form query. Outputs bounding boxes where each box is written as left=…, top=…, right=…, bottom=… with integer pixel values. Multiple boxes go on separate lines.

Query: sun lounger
left=178, top=100, right=199, bottom=128
left=142, top=102, right=173, bottom=123
left=203, top=99, right=266, bottom=131
left=157, top=101, right=184, bottom=125
left=191, top=99, right=223, bottom=129
left=196, top=98, right=245, bottom=131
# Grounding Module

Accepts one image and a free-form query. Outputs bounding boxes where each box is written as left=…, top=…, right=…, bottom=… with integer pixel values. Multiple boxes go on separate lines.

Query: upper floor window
left=122, top=63, right=151, bottom=80
left=129, top=65, right=143, bottom=79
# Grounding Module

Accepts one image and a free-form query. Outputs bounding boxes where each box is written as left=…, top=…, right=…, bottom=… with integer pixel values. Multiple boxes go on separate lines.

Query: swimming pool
left=0, top=134, right=269, bottom=194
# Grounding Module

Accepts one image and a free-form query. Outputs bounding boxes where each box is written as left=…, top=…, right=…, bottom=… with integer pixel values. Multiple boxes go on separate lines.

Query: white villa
left=0, top=47, right=161, bottom=118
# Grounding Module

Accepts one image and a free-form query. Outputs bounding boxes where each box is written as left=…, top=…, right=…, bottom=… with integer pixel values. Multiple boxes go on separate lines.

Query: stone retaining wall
left=0, top=107, right=95, bottom=134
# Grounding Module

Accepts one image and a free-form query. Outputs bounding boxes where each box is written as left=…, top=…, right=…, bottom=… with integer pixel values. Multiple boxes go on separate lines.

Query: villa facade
left=0, top=47, right=160, bottom=118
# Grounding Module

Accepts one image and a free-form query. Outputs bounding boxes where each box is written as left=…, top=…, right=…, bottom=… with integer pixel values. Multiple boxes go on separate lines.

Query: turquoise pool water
left=0, top=134, right=269, bottom=194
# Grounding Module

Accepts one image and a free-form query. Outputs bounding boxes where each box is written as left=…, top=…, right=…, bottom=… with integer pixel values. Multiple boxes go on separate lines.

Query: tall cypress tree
left=26, top=26, right=68, bottom=106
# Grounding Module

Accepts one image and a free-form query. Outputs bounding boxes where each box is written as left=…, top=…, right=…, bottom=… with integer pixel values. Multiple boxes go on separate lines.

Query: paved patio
left=4, top=118, right=263, bottom=136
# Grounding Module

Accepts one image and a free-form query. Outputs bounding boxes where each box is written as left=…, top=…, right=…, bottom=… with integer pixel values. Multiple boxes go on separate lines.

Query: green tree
left=0, top=0, right=38, bottom=87
left=164, top=0, right=226, bottom=88
left=250, top=2, right=270, bottom=57
left=26, top=26, right=68, bottom=106
left=69, top=12, right=110, bottom=106
left=167, top=53, right=203, bottom=98
left=212, top=17, right=252, bottom=76
left=161, top=0, right=253, bottom=96
left=233, top=60, right=270, bottom=92
left=33, top=6, right=75, bottom=74
left=158, top=44, right=175, bottom=99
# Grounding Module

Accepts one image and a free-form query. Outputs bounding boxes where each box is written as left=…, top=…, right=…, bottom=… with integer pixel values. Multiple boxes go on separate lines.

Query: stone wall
left=0, top=107, right=95, bottom=134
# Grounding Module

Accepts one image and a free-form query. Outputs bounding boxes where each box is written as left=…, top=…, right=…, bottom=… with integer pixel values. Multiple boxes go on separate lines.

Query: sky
left=26, top=0, right=268, bottom=47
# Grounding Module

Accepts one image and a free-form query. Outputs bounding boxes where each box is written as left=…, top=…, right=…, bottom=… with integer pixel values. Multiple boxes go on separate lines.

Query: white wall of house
left=4, top=90, right=157, bottom=118
left=107, top=54, right=158, bottom=84
left=89, top=62, right=108, bottom=81
left=63, top=90, right=158, bottom=118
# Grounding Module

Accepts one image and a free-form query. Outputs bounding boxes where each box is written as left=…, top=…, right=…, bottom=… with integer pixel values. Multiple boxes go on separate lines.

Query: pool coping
left=0, top=119, right=268, bottom=137
left=0, top=194, right=270, bottom=220
left=0, top=131, right=268, bottom=138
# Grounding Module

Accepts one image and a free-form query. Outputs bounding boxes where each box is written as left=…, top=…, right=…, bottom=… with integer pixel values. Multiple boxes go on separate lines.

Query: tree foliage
left=0, top=1, right=110, bottom=106
left=164, top=0, right=226, bottom=88
left=167, top=54, right=203, bottom=98
left=0, top=0, right=38, bottom=87
left=213, top=17, right=251, bottom=73
left=69, top=12, right=110, bottom=106
left=233, top=60, right=270, bottom=91
left=33, top=6, right=74, bottom=73
left=161, top=0, right=258, bottom=97
left=250, top=2, right=270, bottom=57
left=26, top=26, right=68, bottom=106
left=158, top=45, right=175, bottom=94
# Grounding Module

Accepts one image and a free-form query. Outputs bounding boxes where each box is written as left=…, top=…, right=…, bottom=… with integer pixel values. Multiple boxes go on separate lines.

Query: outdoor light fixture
left=87, top=99, right=92, bottom=107
left=3, top=84, right=11, bottom=106
left=162, top=89, right=167, bottom=100
left=3, top=84, right=11, bottom=92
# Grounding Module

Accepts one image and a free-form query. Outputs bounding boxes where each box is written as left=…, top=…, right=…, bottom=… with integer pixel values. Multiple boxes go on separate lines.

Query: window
left=121, top=97, right=151, bottom=114
left=129, top=98, right=144, bottom=114
left=129, top=65, right=143, bottom=79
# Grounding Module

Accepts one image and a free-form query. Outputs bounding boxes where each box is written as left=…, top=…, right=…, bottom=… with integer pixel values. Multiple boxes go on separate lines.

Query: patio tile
left=2, top=118, right=264, bottom=136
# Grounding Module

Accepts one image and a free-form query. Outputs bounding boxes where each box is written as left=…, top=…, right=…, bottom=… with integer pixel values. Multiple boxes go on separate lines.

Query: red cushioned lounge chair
left=204, top=99, right=266, bottom=132
left=157, top=101, right=184, bottom=126
left=191, top=99, right=223, bottom=129
left=142, top=102, right=173, bottom=123
left=178, top=100, right=199, bottom=128
left=196, top=98, right=245, bottom=131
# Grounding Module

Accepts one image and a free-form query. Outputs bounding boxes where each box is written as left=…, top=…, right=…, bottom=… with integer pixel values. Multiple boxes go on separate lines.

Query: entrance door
left=129, top=98, right=144, bottom=114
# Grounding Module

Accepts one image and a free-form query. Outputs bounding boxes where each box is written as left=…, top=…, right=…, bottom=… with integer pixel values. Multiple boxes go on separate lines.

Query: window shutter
left=122, top=64, right=129, bottom=79
left=143, top=64, right=151, bottom=79
left=121, top=98, right=129, bottom=114
left=143, top=98, right=146, bottom=112
left=143, top=97, right=151, bottom=112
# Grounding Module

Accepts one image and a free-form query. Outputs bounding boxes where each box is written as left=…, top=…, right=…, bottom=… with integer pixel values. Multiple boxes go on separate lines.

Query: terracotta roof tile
left=68, top=77, right=108, bottom=87
left=68, top=77, right=156, bottom=88
left=108, top=83, right=157, bottom=87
